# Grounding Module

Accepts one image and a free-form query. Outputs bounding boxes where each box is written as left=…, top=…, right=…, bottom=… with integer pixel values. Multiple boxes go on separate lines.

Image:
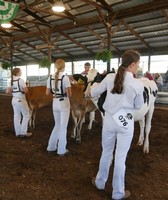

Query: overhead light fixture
left=1, top=23, right=12, bottom=28
left=52, top=1, right=65, bottom=12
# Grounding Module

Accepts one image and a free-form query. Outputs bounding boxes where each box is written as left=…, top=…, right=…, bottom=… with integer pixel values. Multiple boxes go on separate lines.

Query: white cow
left=85, top=68, right=158, bottom=153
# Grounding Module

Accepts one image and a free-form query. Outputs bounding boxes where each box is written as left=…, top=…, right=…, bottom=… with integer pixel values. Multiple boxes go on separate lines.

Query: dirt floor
left=0, top=94, right=168, bottom=200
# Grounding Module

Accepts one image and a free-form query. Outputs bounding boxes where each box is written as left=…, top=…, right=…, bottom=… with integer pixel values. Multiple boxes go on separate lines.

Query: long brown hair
left=54, top=59, right=65, bottom=98
left=111, top=50, right=140, bottom=94
left=11, top=68, right=21, bottom=86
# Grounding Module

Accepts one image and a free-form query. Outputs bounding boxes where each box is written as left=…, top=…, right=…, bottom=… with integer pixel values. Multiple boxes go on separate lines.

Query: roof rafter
left=120, top=19, right=151, bottom=49
left=23, top=8, right=50, bottom=25
left=11, top=21, right=30, bottom=32
left=16, top=49, right=39, bottom=61
left=21, top=40, right=55, bottom=60
left=54, top=46, right=74, bottom=60
left=0, top=0, right=167, bottom=64
left=59, top=31, right=94, bottom=55
left=5, top=1, right=166, bottom=44
left=25, top=5, right=75, bottom=21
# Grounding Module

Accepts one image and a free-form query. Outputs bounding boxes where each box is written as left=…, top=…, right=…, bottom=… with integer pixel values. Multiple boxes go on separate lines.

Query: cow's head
left=87, top=68, right=98, bottom=83
left=84, top=69, right=98, bottom=97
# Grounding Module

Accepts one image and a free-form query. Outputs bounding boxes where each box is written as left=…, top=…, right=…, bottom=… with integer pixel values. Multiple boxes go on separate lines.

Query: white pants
left=47, top=97, right=70, bottom=155
left=95, top=112, right=134, bottom=200
left=12, top=97, right=30, bottom=136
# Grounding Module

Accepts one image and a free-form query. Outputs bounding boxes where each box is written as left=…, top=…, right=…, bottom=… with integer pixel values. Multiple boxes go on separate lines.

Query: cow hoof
left=76, top=139, right=81, bottom=144
left=143, top=145, right=149, bottom=153
left=70, top=136, right=76, bottom=143
left=143, top=148, right=149, bottom=153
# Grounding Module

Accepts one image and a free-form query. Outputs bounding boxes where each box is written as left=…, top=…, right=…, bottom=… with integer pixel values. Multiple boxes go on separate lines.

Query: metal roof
left=0, top=0, right=168, bottom=66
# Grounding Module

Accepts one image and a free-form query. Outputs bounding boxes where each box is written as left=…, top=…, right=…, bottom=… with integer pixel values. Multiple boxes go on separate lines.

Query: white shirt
left=91, top=71, right=144, bottom=116
left=156, top=75, right=163, bottom=86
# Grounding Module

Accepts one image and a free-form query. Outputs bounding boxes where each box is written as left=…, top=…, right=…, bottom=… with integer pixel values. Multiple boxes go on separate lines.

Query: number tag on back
left=112, top=109, right=133, bottom=129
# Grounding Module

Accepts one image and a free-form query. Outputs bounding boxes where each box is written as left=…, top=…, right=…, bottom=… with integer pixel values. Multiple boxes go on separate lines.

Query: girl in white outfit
left=90, top=50, right=144, bottom=200
left=6, top=68, right=32, bottom=138
left=46, top=59, right=71, bottom=156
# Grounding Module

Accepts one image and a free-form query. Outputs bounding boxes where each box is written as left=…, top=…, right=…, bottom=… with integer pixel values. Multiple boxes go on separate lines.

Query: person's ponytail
left=54, top=71, right=59, bottom=98
left=111, top=65, right=125, bottom=94
left=111, top=50, right=140, bottom=94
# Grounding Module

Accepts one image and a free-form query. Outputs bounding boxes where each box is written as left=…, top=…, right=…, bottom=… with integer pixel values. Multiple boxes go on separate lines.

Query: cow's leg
left=31, top=109, right=37, bottom=130
left=81, top=115, right=85, bottom=124
left=76, top=113, right=85, bottom=143
left=71, top=111, right=77, bottom=139
left=28, top=108, right=33, bottom=130
left=88, top=111, right=95, bottom=130
left=143, top=104, right=154, bottom=153
left=137, top=117, right=145, bottom=147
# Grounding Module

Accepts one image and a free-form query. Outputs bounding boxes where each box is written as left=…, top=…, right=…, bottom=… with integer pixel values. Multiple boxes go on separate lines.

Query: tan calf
left=26, top=86, right=52, bottom=130
left=70, top=83, right=97, bottom=143
left=26, top=85, right=97, bottom=142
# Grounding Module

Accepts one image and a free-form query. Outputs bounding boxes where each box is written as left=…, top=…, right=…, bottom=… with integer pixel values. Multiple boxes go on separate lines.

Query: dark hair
left=84, top=62, right=91, bottom=67
left=111, top=50, right=140, bottom=94
left=11, top=68, right=21, bottom=86
left=111, top=68, right=115, bottom=73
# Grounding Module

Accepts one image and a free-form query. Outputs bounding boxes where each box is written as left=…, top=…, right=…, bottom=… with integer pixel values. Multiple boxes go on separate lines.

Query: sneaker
left=91, top=177, right=104, bottom=191
left=48, top=150, right=57, bottom=155
left=25, top=132, right=32, bottom=137
left=112, top=190, right=131, bottom=200
left=18, top=132, right=32, bottom=138
left=58, top=149, right=69, bottom=157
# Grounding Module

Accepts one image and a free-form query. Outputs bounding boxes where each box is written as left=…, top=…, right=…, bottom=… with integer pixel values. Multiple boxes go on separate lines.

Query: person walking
left=46, top=59, right=71, bottom=156
left=6, top=68, right=32, bottom=138
left=90, top=50, right=144, bottom=200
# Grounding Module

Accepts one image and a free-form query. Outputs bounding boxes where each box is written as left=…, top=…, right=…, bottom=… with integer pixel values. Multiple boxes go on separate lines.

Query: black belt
left=53, top=96, right=66, bottom=101
left=54, top=96, right=65, bottom=98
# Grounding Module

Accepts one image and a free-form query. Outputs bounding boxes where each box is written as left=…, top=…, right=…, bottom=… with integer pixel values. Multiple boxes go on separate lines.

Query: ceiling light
left=52, top=1, right=65, bottom=12
left=1, top=23, right=12, bottom=28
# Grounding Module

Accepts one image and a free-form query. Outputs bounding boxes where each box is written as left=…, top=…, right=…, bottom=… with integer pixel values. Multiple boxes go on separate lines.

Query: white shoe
left=58, top=149, right=69, bottom=157
left=112, top=190, right=131, bottom=200
left=91, top=177, right=104, bottom=190
left=18, top=132, right=32, bottom=138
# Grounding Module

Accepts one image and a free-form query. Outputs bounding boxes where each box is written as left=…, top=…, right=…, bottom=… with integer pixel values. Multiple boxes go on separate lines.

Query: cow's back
left=26, top=86, right=52, bottom=109
left=134, top=78, right=158, bottom=121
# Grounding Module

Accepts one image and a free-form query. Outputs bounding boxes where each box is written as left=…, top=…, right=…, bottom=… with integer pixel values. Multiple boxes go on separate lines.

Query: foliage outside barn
left=39, top=57, right=51, bottom=76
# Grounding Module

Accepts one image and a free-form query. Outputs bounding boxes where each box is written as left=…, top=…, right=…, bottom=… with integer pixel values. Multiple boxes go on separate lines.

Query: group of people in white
left=5, top=50, right=163, bottom=200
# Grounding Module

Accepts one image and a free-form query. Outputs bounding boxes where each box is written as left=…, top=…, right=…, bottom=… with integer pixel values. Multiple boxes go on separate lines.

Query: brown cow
left=26, top=85, right=97, bottom=142
left=26, top=86, right=52, bottom=130
left=70, top=83, right=97, bottom=143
